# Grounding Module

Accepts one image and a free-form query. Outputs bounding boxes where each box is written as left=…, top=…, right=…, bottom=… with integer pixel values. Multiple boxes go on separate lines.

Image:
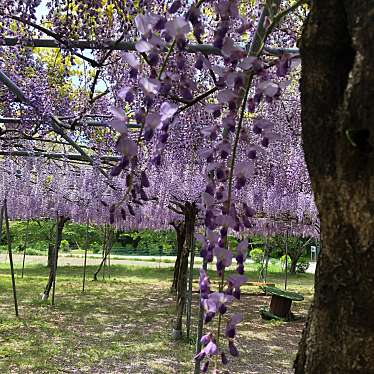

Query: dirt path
left=0, top=254, right=175, bottom=268
left=0, top=254, right=316, bottom=273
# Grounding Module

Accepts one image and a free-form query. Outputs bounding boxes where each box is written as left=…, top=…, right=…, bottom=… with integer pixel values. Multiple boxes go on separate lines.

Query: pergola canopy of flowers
left=0, top=0, right=316, bottom=236
left=0, top=0, right=318, bottom=370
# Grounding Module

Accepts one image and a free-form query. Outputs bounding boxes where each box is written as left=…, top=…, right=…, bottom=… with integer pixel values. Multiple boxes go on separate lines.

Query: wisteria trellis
left=0, top=0, right=316, bottom=372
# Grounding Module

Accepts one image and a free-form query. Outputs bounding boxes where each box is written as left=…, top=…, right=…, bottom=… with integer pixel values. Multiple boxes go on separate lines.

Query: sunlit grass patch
left=0, top=263, right=313, bottom=373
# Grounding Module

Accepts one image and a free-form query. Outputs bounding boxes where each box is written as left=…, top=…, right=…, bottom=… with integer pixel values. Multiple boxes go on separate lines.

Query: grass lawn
left=0, top=262, right=314, bottom=373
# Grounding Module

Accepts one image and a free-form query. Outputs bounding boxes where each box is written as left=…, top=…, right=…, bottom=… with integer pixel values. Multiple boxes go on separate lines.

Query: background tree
left=270, top=234, right=312, bottom=274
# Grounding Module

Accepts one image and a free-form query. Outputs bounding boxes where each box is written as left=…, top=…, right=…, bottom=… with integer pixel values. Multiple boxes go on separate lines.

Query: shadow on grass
left=0, top=264, right=314, bottom=374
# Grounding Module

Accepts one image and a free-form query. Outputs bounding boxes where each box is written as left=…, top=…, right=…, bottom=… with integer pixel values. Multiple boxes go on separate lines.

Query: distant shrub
left=250, top=248, right=264, bottom=263
left=26, top=248, right=45, bottom=256
left=60, top=239, right=70, bottom=252
left=296, top=257, right=310, bottom=273
left=280, top=254, right=292, bottom=270
left=15, top=244, right=24, bottom=253
left=91, top=242, right=101, bottom=254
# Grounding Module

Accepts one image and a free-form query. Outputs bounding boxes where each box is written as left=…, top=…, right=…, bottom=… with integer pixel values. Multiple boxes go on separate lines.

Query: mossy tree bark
left=295, top=1, right=374, bottom=372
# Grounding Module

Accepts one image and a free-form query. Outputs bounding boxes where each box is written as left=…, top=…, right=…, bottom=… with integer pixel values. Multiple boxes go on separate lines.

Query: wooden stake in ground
left=21, top=219, right=29, bottom=278
left=3, top=200, right=19, bottom=317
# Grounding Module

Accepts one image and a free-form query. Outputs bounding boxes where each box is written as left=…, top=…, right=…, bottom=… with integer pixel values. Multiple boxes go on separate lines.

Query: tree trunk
left=47, top=222, right=56, bottom=268
left=3, top=201, right=19, bottom=316
left=295, top=1, right=374, bottom=372
left=289, top=257, right=297, bottom=275
left=93, top=226, right=114, bottom=281
left=42, top=216, right=68, bottom=300
left=173, top=222, right=188, bottom=339
left=47, top=242, right=54, bottom=268
left=172, top=202, right=198, bottom=340
left=185, top=206, right=197, bottom=340
left=171, top=221, right=186, bottom=293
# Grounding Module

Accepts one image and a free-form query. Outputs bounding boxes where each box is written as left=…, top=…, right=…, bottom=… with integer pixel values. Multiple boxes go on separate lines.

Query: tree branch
left=7, top=16, right=99, bottom=66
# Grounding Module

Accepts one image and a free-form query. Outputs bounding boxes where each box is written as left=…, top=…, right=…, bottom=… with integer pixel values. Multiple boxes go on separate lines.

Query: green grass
left=0, top=263, right=314, bottom=374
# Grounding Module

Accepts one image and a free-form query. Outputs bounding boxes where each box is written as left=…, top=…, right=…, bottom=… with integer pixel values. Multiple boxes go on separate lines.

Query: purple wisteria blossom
left=195, top=339, right=218, bottom=361
left=199, top=268, right=210, bottom=299
left=213, top=247, right=233, bottom=275
left=209, top=292, right=235, bottom=315
left=226, top=274, right=247, bottom=300
left=225, top=313, right=243, bottom=339
left=235, top=239, right=248, bottom=274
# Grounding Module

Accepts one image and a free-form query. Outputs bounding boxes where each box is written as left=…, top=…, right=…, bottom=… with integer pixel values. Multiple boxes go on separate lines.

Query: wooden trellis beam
left=0, top=150, right=121, bottom=162
left=0, top=69, right=116, bottom=181
left=1, top=37, right=299, bottom=57
left=0, top=117, right=141, bottom=129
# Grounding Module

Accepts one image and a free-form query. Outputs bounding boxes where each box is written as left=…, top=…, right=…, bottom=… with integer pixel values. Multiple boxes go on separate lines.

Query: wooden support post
left=108, top=250, right=111, bottom=280
left=264, top=236, right=270, bottom=282
left=51, top=216, right=60, bottom=306
left=82, top=221, right=89, bottom=293
left=186, top=228, right=196, bottom=341
left=3, top=201, right=19, bottom=317
left=0, top=204, right=3, bottom=246
left=260, top=236, right=270, bottom=282
left=102, top=225, right=107, bottom=281
left=285, top=230, right=289, bottom=291
left=21, top=220, right=29, bottom=278
left=194, top=260, right=207, bottom=374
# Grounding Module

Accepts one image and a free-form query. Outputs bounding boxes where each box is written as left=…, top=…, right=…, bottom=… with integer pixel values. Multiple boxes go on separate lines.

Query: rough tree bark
left=170, top=220, right=186, bottom=294
left=47, top=222, right=56, bottom=268
left=42, top=216, right=69, bottom=300
left=295, top=1, right=374, bottom=373
left=47, top=242, right=54, bottom=268
left=172, top=202, right=197, bottom=340
left=289, top=257, right=298, bottom=275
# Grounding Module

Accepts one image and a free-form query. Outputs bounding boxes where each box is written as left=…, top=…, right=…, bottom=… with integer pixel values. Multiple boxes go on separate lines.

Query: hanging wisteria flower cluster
left=0, top=0, right=313, bottom=372
left=97, top=1, right=309, bottom=372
